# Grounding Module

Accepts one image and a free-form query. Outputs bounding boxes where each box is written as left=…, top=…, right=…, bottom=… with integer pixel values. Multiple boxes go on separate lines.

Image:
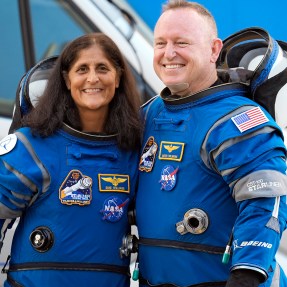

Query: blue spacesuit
left=136, top=80, right=287, bottom=287
left=0, top=124, right=138, bottom=287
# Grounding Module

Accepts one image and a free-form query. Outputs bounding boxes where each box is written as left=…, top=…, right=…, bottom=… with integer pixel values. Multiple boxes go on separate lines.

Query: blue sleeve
left=232, top=195, right=287, bottom=278
left=0, top=132, right=48, bottom=219
left=205, top=107, right=287, bottom=279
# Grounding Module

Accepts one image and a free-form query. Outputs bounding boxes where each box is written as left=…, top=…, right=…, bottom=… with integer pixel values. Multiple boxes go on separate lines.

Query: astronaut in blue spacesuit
left=0, top=33, right=142, bottom=287
left=135, top=1, right=287, bottom=287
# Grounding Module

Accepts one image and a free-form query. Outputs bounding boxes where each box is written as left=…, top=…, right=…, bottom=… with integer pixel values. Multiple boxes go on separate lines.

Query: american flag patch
left=231, top=107, right=269, bottom=133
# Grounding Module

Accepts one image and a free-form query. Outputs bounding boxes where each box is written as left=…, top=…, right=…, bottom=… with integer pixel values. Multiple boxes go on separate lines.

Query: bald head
left=160, top=0, right=218, bottom=38
left=153, top=1, right=223, bottom=96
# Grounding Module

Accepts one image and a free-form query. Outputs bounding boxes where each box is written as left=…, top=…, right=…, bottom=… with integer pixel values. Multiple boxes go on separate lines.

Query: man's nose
left=164, top=43, right=176, bottom=59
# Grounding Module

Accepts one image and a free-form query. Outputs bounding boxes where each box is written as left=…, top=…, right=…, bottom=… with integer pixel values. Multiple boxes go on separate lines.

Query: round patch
left=100, top=196, right=129, bottom=222
left=0, top=134, right=17, bottom=155
left=159, top=165, right=178, bottom=191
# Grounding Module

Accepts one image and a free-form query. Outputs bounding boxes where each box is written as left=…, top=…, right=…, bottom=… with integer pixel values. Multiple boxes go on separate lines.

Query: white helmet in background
left=217, top=27, right=287, bottom=132
left=9, top=56, right=58, bottom=133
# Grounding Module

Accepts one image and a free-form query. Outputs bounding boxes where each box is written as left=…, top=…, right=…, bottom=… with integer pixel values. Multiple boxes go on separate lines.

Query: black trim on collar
left=61, top=123, right=118, bottom=141
left=160, top=82, right=248, bottom=105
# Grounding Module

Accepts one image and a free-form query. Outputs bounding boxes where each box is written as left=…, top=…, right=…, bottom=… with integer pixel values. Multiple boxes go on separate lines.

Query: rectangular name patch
left=159, top=141, right=185, bottom=161
left=98, top=174, right=130, bottom=193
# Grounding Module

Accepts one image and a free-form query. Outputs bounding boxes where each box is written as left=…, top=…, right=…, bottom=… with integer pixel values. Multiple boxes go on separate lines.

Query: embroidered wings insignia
left=164, top=145, right=180, bottom=153
left=102, top=176, right=127, bottom=186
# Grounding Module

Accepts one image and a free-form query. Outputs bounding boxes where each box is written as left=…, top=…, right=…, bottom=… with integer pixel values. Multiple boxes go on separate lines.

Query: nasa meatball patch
left=100, top=196, right=129, bottom=222
left=159, top=165, right=179, bottom=191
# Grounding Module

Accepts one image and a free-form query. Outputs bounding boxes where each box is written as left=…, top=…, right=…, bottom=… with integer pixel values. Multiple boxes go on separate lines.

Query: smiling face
left=153, top=8, right=222, bottom=96
left=64, top=44, right=120, bottom=122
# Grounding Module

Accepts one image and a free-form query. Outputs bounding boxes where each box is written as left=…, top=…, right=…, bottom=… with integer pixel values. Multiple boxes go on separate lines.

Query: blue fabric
left=0, top=127, right=138, bottom=287
left=136, top=86, right=287, bottom=286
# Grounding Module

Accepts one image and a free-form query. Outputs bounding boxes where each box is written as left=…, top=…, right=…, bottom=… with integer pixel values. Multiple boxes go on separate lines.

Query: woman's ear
left=63, top=71, right=71, bottom=90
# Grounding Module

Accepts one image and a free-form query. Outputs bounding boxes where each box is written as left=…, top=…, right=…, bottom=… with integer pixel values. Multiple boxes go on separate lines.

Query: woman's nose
left=87, top=70, right=99, bottom=82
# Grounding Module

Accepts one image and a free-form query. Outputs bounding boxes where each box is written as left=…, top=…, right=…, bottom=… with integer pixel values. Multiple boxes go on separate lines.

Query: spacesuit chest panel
left=137, top=98, right=239, bottom=245
left=8, top=128, right=137, bottom=270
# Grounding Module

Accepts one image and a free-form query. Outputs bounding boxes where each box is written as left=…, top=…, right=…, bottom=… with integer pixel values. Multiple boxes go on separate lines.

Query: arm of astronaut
left=220, top=146, right=287, bottom=283
left=0, top=166, right=40, bottom=255
left=225, top=181, right=287, bottom=287
left=0, top=158, right=39, bottom=218
left=0, top=152, right=44, bottom=254
left=229, top=166, right=287, bottom=282
left=0, top=161, right=37, bottom=256
left=0, top=131, right=50, bottom=218
left=206, top=117, right=287, bottom=284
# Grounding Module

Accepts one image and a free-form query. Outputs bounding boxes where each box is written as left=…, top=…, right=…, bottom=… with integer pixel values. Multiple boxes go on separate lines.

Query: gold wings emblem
left=102, top=176, right=127, bottom=186
left=164, top=145, right=180, bottom=153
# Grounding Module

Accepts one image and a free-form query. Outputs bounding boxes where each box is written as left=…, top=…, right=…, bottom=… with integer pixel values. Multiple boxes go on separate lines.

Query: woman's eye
left=77, top=66, right=87, bottom=73
left=98, top=65, right=109, bottom=73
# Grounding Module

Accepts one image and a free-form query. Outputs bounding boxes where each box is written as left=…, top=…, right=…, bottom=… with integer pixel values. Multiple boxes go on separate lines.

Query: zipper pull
left=132, top=262, right=139, bottom=281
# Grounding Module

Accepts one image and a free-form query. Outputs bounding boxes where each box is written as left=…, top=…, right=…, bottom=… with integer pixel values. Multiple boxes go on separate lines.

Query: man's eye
left=177, top=42, right=188, bottom=47
left=155, top=42, right=165, bottom=48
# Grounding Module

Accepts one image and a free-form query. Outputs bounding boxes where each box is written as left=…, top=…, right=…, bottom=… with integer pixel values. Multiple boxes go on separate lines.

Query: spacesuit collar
left=61, top=123, right=118, bottom=141
left=160, top=81, right=248, bottom=106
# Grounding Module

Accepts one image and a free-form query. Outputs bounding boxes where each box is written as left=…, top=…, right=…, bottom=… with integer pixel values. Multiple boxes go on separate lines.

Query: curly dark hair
left=22, top=33, right=142, bottom=150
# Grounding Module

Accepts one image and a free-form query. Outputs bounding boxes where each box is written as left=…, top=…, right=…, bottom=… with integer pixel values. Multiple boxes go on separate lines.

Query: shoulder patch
left=0, top=134, right=17, bottom=155
left=231, top=107, right=269, bottom=132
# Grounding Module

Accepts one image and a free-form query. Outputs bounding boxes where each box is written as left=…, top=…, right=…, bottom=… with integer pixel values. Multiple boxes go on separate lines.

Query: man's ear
left=211, top=38, right=223, bottom=63
left=63, top=71, right=71, bottom=90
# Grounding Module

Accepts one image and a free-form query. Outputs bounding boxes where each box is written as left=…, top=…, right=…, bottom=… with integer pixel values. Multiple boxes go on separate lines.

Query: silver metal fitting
left=176, top=208, right=209, bottom=235
left=119, top=234, right=138, bottom=258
